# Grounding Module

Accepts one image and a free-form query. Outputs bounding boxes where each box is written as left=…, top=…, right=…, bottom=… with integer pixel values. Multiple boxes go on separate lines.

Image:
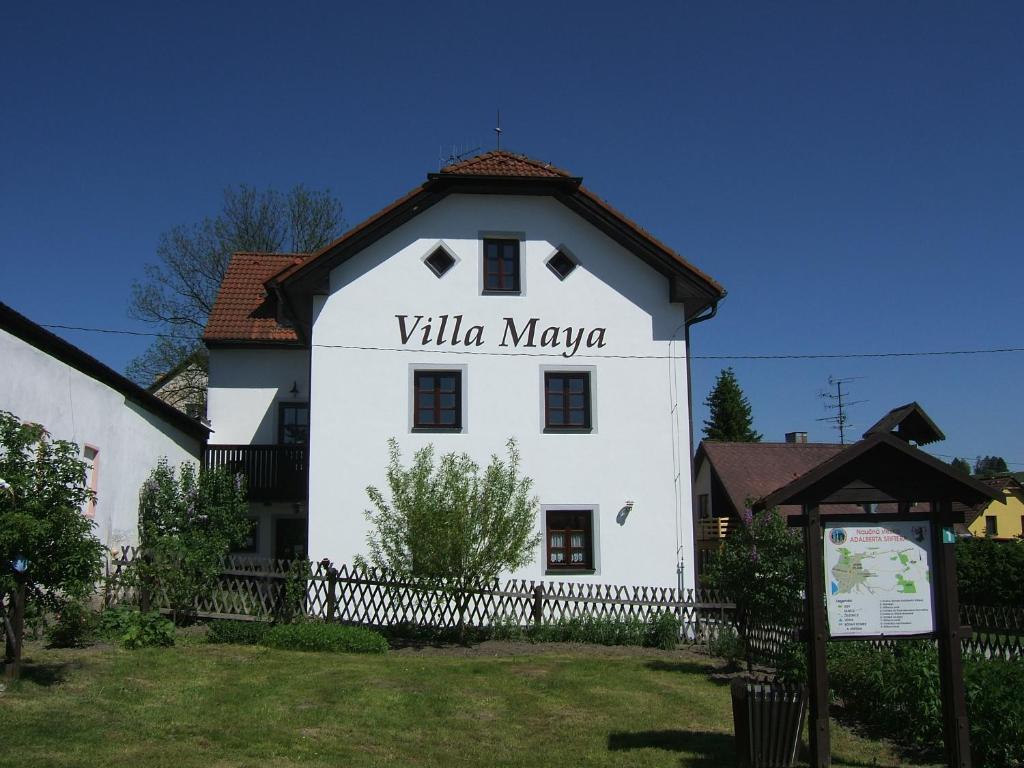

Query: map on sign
left=823, top=521, right=934, bottom=638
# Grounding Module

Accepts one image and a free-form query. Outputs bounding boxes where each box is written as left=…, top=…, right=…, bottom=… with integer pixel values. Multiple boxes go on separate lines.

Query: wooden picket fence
left=103, top=547, right=1023, bottom=662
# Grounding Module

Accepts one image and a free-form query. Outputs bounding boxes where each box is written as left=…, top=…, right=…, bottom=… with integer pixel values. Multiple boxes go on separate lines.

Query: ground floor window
left=545, top=509, right=594, bottom=571
left=985, top=516, right=998, bottom=536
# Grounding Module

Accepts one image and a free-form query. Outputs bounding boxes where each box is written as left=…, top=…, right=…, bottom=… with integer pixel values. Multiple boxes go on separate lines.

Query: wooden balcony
left=202, top=444, right=308, bottom=502
left=697, top=517, right=731, bottom=542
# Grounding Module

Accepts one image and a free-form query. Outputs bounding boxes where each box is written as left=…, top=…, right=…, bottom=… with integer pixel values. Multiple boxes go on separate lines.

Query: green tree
left=949, top=456, right=972, bottom=475
left=359, top=438, right=540, bottom=637
left=0, top=411, right=104, bottom=651
left=702, top=367, right=762, bottom=442
left=704, top=507, right=803, bottom=673
left=974, top=455, right=1009, bottom=476
left=127, top=185, right=344, bottom=401
left=136, top=459, right=250, bottom=623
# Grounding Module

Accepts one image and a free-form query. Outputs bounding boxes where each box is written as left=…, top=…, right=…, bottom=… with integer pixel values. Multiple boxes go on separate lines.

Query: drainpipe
left=681, top=300, right=721, bottom=594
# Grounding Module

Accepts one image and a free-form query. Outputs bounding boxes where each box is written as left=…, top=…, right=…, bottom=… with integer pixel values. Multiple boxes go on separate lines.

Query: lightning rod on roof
left=495, top=108, right=502, bottom=149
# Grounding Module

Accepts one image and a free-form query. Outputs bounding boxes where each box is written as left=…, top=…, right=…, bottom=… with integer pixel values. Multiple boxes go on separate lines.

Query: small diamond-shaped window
left=546, top=250, right=577, bottom=280
left=424, top=247, right=456, bottom=277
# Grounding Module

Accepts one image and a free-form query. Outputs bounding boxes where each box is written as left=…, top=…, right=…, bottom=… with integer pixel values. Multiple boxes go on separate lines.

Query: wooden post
left=326, top=565, right=338, bottom=622
left=931, top=501, right=972, bottom=768
left=803, top=504, right=831, bottom=768
left=4, top=575, right=26, bottom=681
left=532, top=584, right=545, bottom=626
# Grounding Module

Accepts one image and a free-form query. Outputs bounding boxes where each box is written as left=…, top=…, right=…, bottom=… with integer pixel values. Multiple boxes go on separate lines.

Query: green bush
left=519, top=614, right=677, bottom=648
left=827, top=642, right=1024, bottom=764
left=956, top=538, right=1024, bottom=608
left=645, top=611, right=680, bottom=650
left=965, top=655, right=1024, bottom=768
left=262, top=622, right=388, bottom=654
left=97, top=607, right=175, bottom=649
left=708, top=625, right=745, bottom=668
left=46, top=599, right=95, bottom=648
left=207, top=619, right=271, bottom=645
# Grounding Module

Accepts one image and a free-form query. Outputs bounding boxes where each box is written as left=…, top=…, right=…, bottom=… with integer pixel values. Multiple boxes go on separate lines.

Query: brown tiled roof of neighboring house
left=439, top=150, right=572, bottom=178
left=696, top=441, right=847, bottom=517
left=203, top=253, right=308, bottom=344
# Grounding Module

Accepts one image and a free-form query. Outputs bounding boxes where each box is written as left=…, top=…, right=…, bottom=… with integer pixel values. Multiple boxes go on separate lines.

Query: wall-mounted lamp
left=616, top=501, right=636, bottom=526
left=290, top=381, right=300, bottom=398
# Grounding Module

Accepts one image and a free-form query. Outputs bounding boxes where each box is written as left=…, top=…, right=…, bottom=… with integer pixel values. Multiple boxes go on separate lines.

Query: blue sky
left=2, top=2, right=1022, bottom=468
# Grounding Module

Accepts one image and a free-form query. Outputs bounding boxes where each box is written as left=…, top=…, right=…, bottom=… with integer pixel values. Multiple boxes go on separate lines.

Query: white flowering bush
left=135, top=459, right=249, bottom=623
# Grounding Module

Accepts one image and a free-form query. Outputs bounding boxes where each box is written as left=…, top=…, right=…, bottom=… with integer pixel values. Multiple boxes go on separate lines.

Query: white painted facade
left=205, top=156, right=723, bottom=590
left=308, top=195, right=695, bottom=588
left=207, top=348, right=310, bottom=444
left=0, top=326, right=203, bottom=551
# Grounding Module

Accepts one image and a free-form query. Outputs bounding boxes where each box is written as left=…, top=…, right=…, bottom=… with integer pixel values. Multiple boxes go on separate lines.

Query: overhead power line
left=38, top=323, right=1024, bottom=361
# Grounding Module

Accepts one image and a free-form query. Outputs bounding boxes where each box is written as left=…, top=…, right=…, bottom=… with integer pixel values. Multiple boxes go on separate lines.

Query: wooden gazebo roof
left=753, top=432, right=1000, bottom=510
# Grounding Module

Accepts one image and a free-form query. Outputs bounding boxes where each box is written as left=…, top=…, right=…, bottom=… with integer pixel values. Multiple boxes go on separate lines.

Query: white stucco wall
left=0, top=329, right=202, bottom=551
left=207, top=348, right=310, bottom=444
left=307, top=194, right=697, bottom=590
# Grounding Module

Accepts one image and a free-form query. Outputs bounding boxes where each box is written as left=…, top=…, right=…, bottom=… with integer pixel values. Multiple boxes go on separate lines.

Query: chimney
left=785, top=431, right=808, bottom=444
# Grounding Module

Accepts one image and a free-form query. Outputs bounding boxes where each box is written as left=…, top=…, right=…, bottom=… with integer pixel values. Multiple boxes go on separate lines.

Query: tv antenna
left=438, top=143, right=481, bottom=169
left=817, top=376, right=867, bottom=445
left=495, top=109, right=502, bottom=149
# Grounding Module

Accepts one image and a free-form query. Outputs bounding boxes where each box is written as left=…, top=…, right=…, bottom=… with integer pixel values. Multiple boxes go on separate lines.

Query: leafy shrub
left=97, top=608, right=175, bottom=649
left=279, top=558, right=311, bottom=624
left=956, top=538, right=1024, bottom=608
left=262, top=622, right=388, bottom=654
left=135, top=459, right=250, bottom=623
left=46, top=599, right=95, bottom=648
left=645, top=611, right=680, bottom=650
left=704, top=507, right=803, bottom=671
left=708, top=625, right=745, bottom=668
left=965, top=655, right=1024, bottom=768
left=207, top=619, right=271, bottom=645
left=828, top=640, right=942, bottom=752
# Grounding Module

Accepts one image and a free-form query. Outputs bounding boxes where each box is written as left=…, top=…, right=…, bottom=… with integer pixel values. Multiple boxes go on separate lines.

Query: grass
left=0, top=636, right=938, bottom=768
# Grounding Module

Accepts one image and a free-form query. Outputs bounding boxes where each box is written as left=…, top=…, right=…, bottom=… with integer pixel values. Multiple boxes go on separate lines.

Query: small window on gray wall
left=424, top=247, right=456, bottom=277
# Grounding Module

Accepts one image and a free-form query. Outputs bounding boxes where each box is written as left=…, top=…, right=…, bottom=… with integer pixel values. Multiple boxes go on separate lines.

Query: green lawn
left=0, top=638, right=937, bottom=768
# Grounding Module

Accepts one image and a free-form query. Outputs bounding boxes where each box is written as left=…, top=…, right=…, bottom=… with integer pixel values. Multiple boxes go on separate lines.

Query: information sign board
left=823, top=520, right=934, bottom=638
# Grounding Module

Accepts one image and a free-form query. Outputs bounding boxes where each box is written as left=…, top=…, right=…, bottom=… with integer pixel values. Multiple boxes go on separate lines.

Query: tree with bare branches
left=127, top=185, right=344, bottom=408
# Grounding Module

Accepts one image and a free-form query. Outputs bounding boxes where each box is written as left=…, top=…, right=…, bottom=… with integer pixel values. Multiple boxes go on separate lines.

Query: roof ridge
left=440, top=149, right=571, bottom=178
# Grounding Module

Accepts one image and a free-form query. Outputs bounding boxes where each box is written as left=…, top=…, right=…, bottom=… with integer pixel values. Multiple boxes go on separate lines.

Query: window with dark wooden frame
left=413, top=370, right=462, bottom=430
left=546, top=510, right=594, bottom=571
left=985, top=516, right=998, bottom=536
left=544, top=371, right=591, bottom=431
left=483, top=238, right=520, bottom=293
left=278, top=403, right=310, bottom=444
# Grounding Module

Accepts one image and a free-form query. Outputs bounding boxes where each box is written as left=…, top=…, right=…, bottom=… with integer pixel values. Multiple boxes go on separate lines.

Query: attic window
left=546, top=250, right=577, bottom=281
left=424, top=247, right=456, bottom=278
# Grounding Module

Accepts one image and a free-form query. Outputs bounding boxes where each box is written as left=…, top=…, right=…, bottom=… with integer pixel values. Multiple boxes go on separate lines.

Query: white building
left=0, top=302, right=208, bottom=551
left=204, top=151, right=724, bottom=589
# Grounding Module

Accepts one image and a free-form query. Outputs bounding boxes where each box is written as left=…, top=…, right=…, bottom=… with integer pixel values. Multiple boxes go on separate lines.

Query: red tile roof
left=697, top=441, right=847, bottom=517
left=439, top=150, right=572, bottom=178
left=204, top=253, right=308, bottom=343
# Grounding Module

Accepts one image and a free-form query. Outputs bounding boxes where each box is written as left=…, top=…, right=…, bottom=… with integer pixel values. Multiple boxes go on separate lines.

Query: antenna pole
left=817, top=376, right=867, bottom=444
left=495, top=109, right=502, bottom=149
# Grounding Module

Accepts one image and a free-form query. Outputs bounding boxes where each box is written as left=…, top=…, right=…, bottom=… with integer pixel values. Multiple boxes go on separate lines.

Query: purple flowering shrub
left=703, top=506, right=804, bottom=674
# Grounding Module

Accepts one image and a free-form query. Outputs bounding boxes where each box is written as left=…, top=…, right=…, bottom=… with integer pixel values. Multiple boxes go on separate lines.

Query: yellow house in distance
left=967, top=475, right=1024, bottom=540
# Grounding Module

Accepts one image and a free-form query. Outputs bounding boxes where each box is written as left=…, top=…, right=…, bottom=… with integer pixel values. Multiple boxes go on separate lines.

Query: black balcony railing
left=202, top=444, right=308, bottom=502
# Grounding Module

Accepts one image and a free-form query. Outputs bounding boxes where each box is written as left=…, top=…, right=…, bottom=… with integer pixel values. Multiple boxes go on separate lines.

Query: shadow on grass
left=608, top=729, right=734, bottom=767
left=11, top=660, right=77, bottom=687
left=645, top=659, right=735, bottom=685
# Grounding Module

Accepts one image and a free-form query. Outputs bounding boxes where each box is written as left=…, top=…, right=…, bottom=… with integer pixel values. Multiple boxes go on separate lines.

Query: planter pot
left=730, top=677, right=807, bottom=768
